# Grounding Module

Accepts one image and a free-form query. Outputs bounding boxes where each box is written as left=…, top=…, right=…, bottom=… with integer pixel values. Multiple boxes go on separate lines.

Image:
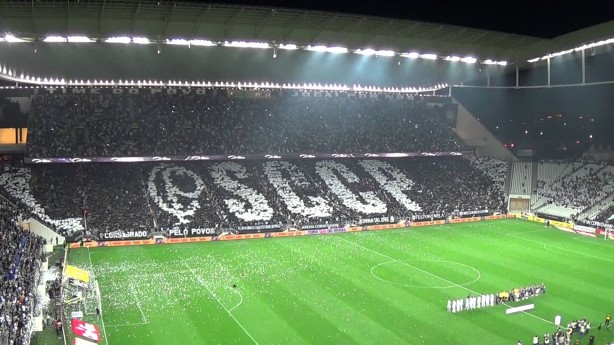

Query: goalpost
left=84, top=280, right=103, bottom=317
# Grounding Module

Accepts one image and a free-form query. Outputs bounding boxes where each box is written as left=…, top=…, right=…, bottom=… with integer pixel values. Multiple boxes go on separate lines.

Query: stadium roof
left=0, top=0, right=612, bottom=64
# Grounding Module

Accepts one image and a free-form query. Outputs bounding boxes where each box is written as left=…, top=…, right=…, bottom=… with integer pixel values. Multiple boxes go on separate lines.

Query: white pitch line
left=335, top=235, right=556, bottom=326
left=129, top=283, right=148, bottom=324
left=504, top=228, right=554, bottom=236
left=508, top=234, right=614, bottom=263
left=106, top=321, right=150, bottom=328
left=87, top=247, right=110, bottom=345
left=501, top=302, right=555, bottom=325
left=227, top=286, right=244, bottom=312
left=335, top=236, right=482, bottom=295
left=182, top=262, right=259, bottom=345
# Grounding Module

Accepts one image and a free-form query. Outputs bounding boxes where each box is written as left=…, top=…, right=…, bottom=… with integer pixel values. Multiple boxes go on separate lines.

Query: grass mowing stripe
left=335, top=233, right=558, bottom=327
left=181, top=261, right=260, bottom=345
left=87, top=247, right=110, bottom=345
left=65, top=220, right=614, bottom=344
left=336, top=234, right=482, bottom=294
left=128, top=283, right=148, bottom=323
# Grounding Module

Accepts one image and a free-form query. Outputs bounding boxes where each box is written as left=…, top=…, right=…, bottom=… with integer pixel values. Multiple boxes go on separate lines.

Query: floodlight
left=132, top=37, right=151, bottom=44
left=189, top=40, right=216, bottom=46
left=43, top=36, right=67, bottom=43
left=105, top=37, right=131, bottom=44
left=278, top=44, right=298, bottom=50
left=305, top=45, right=348, bottom=53
left=4, top=34, right=26, bottom=43
left=223, top=41, right=270, bottom=49
left=400, top=52, right=420, bottom=59
left=166, top=39, right=190, bottom=46
left=419, top=54, right=437, bottom=60
left=67, top=36, right=94, bottom=43
left=461, top=56, right=477, bottom=63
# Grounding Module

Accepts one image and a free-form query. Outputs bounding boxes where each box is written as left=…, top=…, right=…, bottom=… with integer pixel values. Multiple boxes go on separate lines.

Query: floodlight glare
left=278, top=44, right=298, bottom=50
left=43, top=36, right=67, bottom=43
left=305, top=45, right=348, bottom=53
left=190, top=40, right=216, bottom=46
left=132, top=37, right=151, bottom=44
left=67, top=36, right=94, bottom=43
left=355, top=49, right=376, bottom=56
left=419, top=53, right=437, bottom=60
left=445, top=56, right=461, bottom=62
left=401, top=52, right=420, bottom=59
left=461, top=56, right=477, bottom=64
left=4, top=34, right=27, bottom=43
left=223, top=41, right=270, bottom=49
left=166, top=39, right=190, bottom=46
left=104, top=37, right=131, bottom=44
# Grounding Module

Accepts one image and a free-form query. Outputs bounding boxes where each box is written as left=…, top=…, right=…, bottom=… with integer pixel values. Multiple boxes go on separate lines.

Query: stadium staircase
left=531, top=162, right=538, bottom=195
left=504, top=163, right=513, bottom=196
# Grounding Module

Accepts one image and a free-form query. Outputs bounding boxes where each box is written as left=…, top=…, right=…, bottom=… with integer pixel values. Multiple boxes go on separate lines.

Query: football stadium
left=0, top=1, right=612, bottom=344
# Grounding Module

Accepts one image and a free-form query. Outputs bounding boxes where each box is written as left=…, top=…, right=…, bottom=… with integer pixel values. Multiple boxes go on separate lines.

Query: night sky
left=212, top=0, right=612, bottom=38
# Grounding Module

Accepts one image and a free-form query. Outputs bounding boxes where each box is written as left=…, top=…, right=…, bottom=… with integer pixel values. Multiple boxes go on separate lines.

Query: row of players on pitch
left=446, top=294, right=496, bottom=312
left=448, top=284, right=546, bottom=313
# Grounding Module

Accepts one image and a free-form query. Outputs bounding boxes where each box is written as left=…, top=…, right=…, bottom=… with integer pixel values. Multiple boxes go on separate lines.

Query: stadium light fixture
left=67, top=36, right=94, bottom=43
left=3, top=34, right=27, bottom=43
left=43, top=36, right=68, bottom=42
left=166, top=39, right=190, bottom=46
left=132, top=37, right=151, bottom=44
left=460, top=56, right=477, bottom=64
left=223, top=41, right=270, bottom=49
left=305, top=45, right=348, bottom=53
left=278, top=44, right=298, bottom=50
left=444, top=56, right=461, bottom=62
left=419, top=53, right=437, bottom=60
left=400, top=52, right=419, bottom=59
left=104, top=36, right=131, bottom=44
left=189, top=39, right=217, bottom=46
left=497, top=61, right=508, bottom=66
left=354, top=49, right=395, bottom=57
left=527, top=57, right=540, bottom=63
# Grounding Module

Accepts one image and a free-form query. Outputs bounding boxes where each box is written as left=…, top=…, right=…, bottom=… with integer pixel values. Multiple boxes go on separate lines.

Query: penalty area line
left=182, top=261, right=259, bottom=345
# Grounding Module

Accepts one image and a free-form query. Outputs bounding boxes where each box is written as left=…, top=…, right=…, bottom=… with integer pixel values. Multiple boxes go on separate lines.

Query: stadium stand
left=0, top=199, right=44, bottom=345
left=532, top=161, right=614, bottom=220
left=26, top=92, right=465, bottom=158
left=466, top=156, right=508, bottom=194
left=0, top=158, right=506, bottom=238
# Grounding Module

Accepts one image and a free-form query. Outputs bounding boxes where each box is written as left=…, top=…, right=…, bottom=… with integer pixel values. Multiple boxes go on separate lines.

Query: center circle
left=370, top=259, right=481, bottom=289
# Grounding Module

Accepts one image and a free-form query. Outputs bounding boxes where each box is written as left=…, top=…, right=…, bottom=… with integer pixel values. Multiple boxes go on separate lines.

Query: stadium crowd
left=536, top=163, right=614, bottom=212
left=0, top=201, right=44, bottom=345
left=0, top=157, right=506, bottom=238
left=26, top=91, right=465, bottom=157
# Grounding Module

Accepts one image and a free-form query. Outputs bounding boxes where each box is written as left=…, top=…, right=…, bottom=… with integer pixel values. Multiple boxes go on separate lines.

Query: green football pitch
left=67, top=219, right=614, bottom=345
